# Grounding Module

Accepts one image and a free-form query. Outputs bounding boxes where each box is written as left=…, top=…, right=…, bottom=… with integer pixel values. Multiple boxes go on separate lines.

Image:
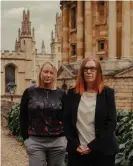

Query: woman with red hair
left=63, top=57, right=119, bottom=166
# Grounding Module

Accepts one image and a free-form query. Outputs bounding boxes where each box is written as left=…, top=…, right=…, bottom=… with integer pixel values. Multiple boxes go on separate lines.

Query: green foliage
left=7, top=102, right=23, bottom=141
left=115, top=110, right=133, bottom=166
left=7, top=103, right=133, bottom=165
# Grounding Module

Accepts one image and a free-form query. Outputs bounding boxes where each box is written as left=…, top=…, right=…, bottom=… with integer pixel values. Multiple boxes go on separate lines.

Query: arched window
left=5, top=64, right=15, bottom=93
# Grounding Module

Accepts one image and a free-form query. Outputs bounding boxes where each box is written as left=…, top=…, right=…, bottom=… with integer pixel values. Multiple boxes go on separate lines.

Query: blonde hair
left=75, top=57, right=104, bottom=95
left=38, top=62, right=57, bottom=90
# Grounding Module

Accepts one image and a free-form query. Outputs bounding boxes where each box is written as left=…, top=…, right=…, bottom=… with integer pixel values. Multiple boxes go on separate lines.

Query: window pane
left=98, top=40, right=105, bottom=51
left=71, top=7, right=76, bottom=29
left=101, top=43, right=104, bottom=50
left=5, top=65, right=15, bottom=92
left=71, top=44, right=76, bottom=56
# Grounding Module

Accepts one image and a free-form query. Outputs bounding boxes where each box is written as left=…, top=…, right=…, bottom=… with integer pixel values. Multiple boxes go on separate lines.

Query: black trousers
left=68, top=151, right=115, bottom=166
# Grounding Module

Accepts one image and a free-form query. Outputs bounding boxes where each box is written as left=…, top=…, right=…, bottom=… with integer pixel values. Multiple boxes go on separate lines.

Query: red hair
left=74, top=57, right=104, bottom=94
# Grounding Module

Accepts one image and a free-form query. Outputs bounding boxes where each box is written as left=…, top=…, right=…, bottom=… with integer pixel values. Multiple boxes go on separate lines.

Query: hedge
left=7, top=103, right=133, bottom=166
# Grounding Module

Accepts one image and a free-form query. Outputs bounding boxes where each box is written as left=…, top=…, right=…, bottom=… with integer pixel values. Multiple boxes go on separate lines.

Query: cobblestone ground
left=1, top=127, right=28, bottom=166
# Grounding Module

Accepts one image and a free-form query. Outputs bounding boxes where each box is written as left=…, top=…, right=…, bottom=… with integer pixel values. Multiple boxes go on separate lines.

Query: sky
left=1, top=1, right=61, bottom=53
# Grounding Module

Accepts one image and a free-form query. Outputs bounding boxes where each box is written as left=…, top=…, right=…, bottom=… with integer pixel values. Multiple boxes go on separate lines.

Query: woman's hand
left=76, top=146, right=91, bottom=155
left=76, top=146, right=84, bottom=153
left=81, top=147, right=91, bottom=155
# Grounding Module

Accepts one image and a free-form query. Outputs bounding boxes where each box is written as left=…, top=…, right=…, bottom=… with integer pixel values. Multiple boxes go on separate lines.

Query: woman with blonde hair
left=20, top=62, right=67, bottom=166
left=63, top=57, right=119, bottom=166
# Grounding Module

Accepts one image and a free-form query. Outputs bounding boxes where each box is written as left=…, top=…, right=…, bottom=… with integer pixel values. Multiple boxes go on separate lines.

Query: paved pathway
left=1, top=127, right=28, bottom=166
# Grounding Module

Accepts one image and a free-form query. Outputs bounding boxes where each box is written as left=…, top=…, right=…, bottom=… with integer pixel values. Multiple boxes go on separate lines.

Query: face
left=83, top=60, right=97, bottom=84
left=40, top=64, right=54, bottom=84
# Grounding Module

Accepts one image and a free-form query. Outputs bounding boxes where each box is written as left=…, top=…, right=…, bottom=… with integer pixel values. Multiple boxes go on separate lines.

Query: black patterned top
left=20, top=86, right=65, bottom=140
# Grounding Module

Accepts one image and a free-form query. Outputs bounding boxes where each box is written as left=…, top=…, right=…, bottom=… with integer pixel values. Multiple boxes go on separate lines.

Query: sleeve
left=19, top=88, right=29, bottom=140
left=87, top=88, right=117, bottom=151
left=59, top=89, right=67, bottom=122
left=63, top=90, right=80, bottom=151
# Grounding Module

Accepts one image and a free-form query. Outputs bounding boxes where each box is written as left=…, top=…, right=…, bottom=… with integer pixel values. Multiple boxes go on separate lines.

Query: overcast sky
left=1, top=1, right=61, bottom=53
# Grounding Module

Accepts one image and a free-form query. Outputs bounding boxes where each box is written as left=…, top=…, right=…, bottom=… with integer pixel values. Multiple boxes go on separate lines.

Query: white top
left=76, top=92, right=96, bottom=148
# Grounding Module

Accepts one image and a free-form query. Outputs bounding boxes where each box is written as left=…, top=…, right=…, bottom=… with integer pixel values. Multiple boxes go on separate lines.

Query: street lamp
left=7, top=82, right=17, bottom=101
left=31, top=80, right=36, bottom=87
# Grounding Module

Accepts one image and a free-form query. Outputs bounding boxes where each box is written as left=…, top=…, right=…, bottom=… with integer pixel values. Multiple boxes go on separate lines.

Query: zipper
left=46, top=91, right=49, bottom=99
left=44, top=90, right=49, bottom=100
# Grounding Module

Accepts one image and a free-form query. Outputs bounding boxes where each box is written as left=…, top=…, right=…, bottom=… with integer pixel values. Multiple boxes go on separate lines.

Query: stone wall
left=1, top=95, right=21, bottom=102
left=104, top=77, right=133, bottom=110
left=58, top=74, right=133, bottom=111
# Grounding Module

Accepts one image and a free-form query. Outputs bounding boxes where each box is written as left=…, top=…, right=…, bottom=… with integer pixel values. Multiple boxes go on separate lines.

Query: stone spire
left=21, top=9, right=31, bottom=37
left=32, top=27, right=35, bottom=41
left=15, top=39, right=17, bottom=51
left=23, top=10, right=25, bottom=20
left=55, top=12, right=59, bottom=40
left=18, top=28, right=20, bottom=41
left=51, top=30, right=54, bottom=43
left=41, top=40, right=45, bottom=54
left=56, top=12, right=59, bottom=22
left=27, top=9, right=30, bottom=18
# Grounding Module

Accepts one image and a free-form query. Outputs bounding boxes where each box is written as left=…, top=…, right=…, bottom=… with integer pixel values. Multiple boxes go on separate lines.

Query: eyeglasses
left=83, top=67, right=97, bottom=73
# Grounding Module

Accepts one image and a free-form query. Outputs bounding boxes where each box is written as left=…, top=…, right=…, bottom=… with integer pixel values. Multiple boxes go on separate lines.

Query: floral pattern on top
left=22, top=87, right=65, bottom=137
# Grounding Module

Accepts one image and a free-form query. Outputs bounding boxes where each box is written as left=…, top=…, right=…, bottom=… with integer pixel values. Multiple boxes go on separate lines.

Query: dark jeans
left=68, top=151, right=115, bottom=166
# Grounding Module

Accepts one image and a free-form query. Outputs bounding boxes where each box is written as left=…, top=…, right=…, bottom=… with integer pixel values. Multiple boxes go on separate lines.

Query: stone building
left=1, top=10, right=61, bottom=101
left=57, top=1, right=133, bottom=110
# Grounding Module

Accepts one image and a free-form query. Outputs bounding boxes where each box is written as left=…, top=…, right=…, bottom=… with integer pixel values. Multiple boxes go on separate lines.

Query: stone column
left=130, top=1, right=133, bottom=58
left=1, top=72, right=4, bottom=95
left=62, top=4, right=69, bottom=63
left=77, top=1, right=84, bottom=61
left=33, top=51, right=36, bottom=81
left=122, top=1, right=131, bottom=59
left=108, top=1, right=117, bottom=59
left=84, top=1, right=92, bottom=57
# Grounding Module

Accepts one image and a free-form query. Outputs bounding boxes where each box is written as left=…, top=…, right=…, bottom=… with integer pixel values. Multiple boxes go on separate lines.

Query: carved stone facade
left=59, top=1, right=133, bottom=63
left=57, top=1, right=133, bottom=110
left=1, top=10, right=61, bottom=101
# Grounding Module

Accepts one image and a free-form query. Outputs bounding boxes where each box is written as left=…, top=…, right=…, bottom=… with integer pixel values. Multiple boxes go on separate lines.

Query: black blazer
left=63, top=86, right=119, bottom=155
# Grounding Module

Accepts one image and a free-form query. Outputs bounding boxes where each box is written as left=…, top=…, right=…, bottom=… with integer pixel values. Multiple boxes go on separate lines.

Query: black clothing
left=63, top=87, right=119, bottom=155
left=68, top=151, right=116, bottom=166
left=20, top=87, right=65, bottom=140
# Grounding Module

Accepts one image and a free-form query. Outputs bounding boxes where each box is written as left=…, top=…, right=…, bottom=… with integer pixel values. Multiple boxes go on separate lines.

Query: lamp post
left=31, top=80, right=36, bottom=87
left=62, top=79, right=68, bottom=93
left=7, top=82, right=17, bottom=101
